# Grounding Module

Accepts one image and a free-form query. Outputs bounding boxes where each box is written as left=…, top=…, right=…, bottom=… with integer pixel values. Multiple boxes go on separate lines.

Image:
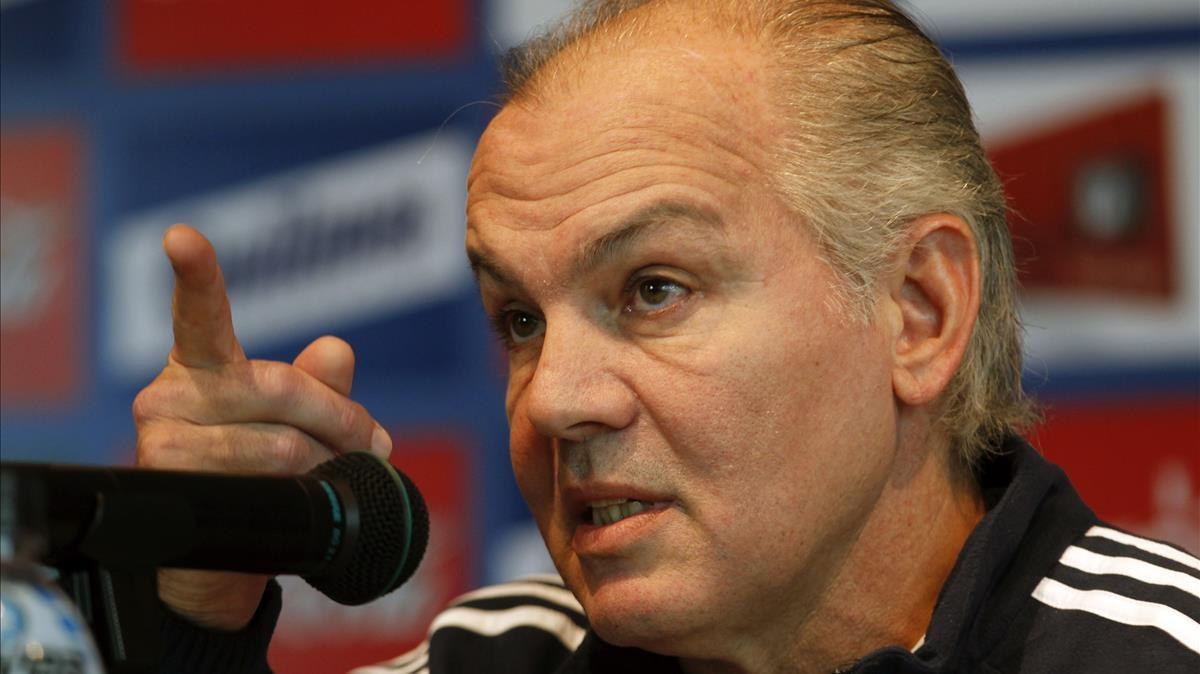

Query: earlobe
left=889, top=214, right=980, bottom=408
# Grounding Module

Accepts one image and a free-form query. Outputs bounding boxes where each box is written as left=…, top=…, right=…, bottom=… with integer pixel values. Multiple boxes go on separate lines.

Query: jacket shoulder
left=990, top=525, right=1200, bottom=673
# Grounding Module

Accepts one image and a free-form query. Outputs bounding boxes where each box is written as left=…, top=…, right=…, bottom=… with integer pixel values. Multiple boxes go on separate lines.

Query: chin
left=589, top=606, right=682, bottom=652
left=577, top=572, right=714, bottom=656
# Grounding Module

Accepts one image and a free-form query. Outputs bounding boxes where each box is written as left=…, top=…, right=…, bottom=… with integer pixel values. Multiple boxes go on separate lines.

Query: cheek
left=640, top=293, right=895, bottom=503
left=505, top=366, right=545, bottom=496
left=509, top=417, right=553, bottom=512
left=504, top=359, right=532, bottom=421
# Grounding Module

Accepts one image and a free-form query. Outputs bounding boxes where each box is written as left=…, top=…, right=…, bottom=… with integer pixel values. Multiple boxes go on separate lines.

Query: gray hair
left=499, top=0, right=1037, bottom=466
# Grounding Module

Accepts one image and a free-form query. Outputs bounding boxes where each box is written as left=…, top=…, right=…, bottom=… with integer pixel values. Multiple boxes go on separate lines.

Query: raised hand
left=133, top=224, right=392, bottom=629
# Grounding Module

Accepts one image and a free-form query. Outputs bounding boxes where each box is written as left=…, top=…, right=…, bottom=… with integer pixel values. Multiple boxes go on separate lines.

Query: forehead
left=466, top=24, right=780, bottom=254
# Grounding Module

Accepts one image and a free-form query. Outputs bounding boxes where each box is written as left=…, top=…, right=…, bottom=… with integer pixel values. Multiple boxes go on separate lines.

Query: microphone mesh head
left=307, top=452, right=430, bottom=605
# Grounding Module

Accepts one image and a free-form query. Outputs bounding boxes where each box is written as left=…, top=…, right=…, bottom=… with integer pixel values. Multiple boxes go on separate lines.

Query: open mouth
left=585, top=498, right=657, bottom=526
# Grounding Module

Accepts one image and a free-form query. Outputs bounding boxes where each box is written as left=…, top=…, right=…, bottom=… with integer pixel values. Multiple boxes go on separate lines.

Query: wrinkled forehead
left=465, top=25, right=780, bottom=230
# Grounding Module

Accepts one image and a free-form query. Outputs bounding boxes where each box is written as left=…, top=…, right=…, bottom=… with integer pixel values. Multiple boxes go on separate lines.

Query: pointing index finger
left=164, top=224, right=246, bottom=369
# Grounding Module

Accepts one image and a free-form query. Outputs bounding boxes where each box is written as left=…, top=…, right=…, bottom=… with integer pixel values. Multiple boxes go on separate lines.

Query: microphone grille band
left=307, top=452, right=430, bottom=605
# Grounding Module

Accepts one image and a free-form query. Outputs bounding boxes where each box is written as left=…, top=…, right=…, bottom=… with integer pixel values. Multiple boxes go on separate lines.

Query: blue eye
left=629, top=277, right=689, bottom=312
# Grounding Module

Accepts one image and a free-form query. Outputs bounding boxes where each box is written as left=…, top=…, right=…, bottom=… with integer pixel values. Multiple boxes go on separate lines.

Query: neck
left=682, top=430, right=985, bottom=674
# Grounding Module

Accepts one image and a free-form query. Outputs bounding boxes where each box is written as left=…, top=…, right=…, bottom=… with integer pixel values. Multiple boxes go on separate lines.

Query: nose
left=519, top=315, right=637, bottom=443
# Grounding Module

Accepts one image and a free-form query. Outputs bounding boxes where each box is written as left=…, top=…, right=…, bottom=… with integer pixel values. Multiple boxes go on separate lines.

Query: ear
left=886, top=214, right=980, bottom=407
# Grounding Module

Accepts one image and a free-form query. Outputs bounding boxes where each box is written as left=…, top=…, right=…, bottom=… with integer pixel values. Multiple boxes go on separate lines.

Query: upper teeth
left=589, top=498, right=648, bottom=526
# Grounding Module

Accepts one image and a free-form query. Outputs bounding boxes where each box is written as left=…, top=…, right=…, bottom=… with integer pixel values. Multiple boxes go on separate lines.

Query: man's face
left=466, top=28, right=901, bottom=655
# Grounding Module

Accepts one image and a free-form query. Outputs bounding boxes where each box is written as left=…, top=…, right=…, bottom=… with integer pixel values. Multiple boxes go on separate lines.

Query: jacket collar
left=853, top=435, right=1096, bottom=672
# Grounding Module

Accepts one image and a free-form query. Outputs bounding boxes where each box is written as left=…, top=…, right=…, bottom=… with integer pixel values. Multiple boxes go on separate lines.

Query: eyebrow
left=468, top=200, right=724, bottom=292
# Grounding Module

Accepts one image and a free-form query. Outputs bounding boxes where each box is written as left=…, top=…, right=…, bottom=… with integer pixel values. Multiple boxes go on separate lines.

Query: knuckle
left=339, top=400, right=372, bottom=448
left=131, top=388, right=157, bottom=425
left=132, top=368, right=206, bottom=425
left=255, top=361, right=299, bottom=405
left=135, top=424, right=183, bottom=467
left=131, top=377, right=177, bottom=424
left=270, top=429, right=312, bottom=473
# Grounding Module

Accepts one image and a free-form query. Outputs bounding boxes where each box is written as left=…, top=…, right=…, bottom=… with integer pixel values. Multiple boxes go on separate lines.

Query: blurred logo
left=1114, top=458, right=1200, bottom=556
left=990, top=93, right=1173, bottom=297
left=0, top=198, right=59, bottom=328
left=105, top=131, right=473, bottom=379
left=0, top=125, right=84, bottom=408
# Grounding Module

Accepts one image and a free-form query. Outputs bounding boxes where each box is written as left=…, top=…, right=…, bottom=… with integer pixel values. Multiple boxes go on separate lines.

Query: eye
left=627, top=276, right=690, bottom=313
left=505, top=310, right=545, bottom=344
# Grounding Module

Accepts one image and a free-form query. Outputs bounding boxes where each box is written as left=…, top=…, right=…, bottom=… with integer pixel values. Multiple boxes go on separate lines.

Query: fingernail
left=371, top=423, right=393, bottom=459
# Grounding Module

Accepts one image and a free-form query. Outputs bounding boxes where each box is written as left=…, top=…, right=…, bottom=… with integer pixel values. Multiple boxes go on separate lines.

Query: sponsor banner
left=104, top=131, right=473, bottom=381
left=117, top=0, right=469, bottom=74
left=0, top=125, right=84, bottom=407
left=268, top=434, right=473, bottom=674
left=956, top=49, right=1199, bottom=367
left=1034, top=398, right=1199, bottom=555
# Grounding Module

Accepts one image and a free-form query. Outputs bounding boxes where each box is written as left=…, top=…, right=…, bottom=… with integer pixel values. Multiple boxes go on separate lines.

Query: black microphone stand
left=57, top=561, right=161, bottom=674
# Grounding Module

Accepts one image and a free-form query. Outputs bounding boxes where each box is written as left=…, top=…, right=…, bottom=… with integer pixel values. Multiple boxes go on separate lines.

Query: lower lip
left=572, top=503, right=673, bottom=555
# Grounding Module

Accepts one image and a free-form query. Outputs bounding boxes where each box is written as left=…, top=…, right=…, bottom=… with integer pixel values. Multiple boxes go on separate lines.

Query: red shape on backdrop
left=1031, top=398, right=1200, bottom=554
left=268, top=434, right=474, bottom=674
left=118, top=0, right=469, bottom=74
left=0, top=125, right=85, bottom=408
left=989, top=93, right=1174, bottom=297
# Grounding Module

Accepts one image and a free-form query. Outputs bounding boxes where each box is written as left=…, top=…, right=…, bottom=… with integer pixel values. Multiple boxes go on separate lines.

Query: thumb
left=293, top=336, right=392, bottom=460
left=292, top=335, right=356, bottom=396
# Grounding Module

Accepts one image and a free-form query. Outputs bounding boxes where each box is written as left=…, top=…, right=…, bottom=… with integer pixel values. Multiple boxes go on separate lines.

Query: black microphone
left=0, top=452, right=429, bottom=606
